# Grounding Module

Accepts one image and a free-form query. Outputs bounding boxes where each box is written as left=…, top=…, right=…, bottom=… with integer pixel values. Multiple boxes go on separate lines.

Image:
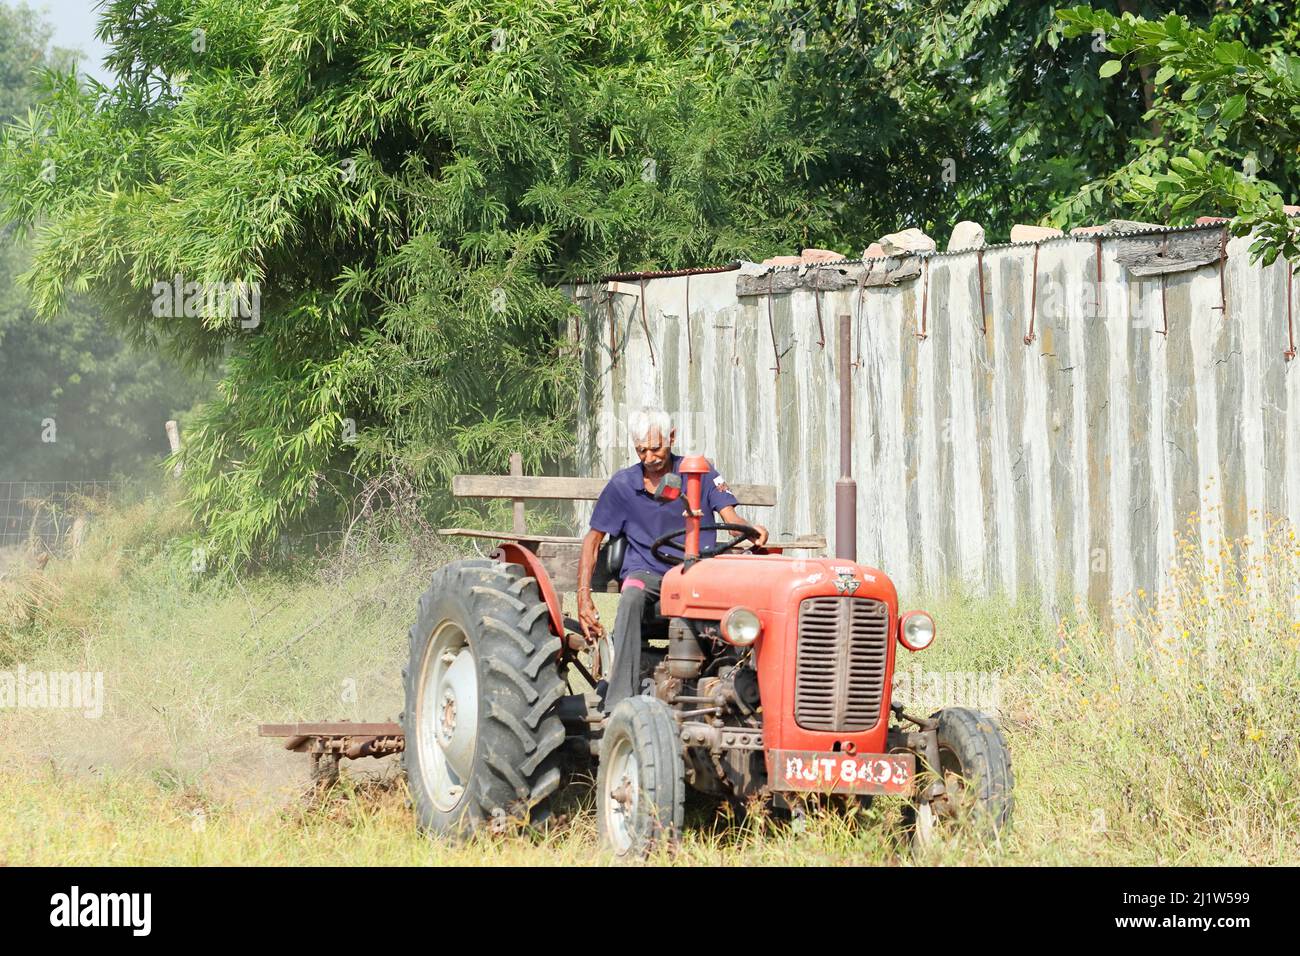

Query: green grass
left=1, top=497, right=1297, bottom=865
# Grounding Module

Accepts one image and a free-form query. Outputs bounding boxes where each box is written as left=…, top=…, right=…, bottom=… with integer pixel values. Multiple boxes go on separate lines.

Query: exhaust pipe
left=835, top=313, right=856, bottom=561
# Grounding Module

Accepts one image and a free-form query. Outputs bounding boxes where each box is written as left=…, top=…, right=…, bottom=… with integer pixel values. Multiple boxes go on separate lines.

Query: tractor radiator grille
left=794, top=597, right=890, bottom=732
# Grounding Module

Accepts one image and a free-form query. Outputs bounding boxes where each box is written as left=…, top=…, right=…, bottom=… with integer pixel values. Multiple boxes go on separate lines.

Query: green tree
left=745, top=1, right=1298, bottom=244
left=1059, top=4, right=1300, bottom=264
left=0, top=0, right=830, bottom=560
left=0, top=1, right=213, bottom=482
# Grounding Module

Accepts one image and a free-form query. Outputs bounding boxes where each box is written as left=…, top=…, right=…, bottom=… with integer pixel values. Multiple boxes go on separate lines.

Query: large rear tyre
left=908, top=707, right=1013, bottom=847
left=596, top=696, right=685, bottom=858
left=402, top=559, right=566, bottom=836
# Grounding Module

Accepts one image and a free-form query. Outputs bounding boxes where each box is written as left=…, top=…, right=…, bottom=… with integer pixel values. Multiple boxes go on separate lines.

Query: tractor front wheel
left=908, top=707, right=1013, bottom=847
left=596, top=696, right=685, bottom=858
left=402, top=559, right=566, bottom=836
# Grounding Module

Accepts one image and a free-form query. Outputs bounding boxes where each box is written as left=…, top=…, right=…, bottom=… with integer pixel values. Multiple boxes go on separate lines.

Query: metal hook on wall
left=1287, top=265, right=1297, bottom=361
left=767, top=272, right=782, bottom=374
left=1157, top=233, right=1169, bottom=337
left=916, top=257, right=930, bottom=341
left=1024, top=244, right=1040, bottom=345
left=977, top=249, right=988, bottom=335
left=605, top=285, right=618, bottom=368
left=684, top=272, right=692, bottom=365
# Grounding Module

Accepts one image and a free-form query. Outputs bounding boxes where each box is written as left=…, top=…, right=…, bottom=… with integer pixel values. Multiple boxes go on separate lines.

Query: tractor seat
left=601, top=533, right=627, bottom=579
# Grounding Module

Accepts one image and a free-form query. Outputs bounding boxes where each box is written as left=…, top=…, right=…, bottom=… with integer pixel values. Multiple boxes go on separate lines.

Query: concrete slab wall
left=564, top=230, right=1300, bottom=608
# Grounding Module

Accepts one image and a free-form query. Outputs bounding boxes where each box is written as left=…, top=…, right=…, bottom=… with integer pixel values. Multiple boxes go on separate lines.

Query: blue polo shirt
left=590, top=454, right=740, bottom=578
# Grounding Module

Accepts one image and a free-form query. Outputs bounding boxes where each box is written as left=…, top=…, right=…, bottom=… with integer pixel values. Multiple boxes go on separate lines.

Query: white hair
left=628, top=407, right=673, bottom=444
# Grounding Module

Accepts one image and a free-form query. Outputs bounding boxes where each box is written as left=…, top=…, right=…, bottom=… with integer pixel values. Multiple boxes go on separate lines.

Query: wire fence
left=0, top=481, right=118, bottom=554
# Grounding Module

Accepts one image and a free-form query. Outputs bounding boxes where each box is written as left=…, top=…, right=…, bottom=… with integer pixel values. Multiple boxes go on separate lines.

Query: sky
left=33, top=0, right=115, bottom=86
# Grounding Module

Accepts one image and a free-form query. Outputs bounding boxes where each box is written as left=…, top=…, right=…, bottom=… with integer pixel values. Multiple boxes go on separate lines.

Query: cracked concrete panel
left=1163, top=272, right=1201, bottom=537
left=1125, top=274, right=1158, bottom=604
left=863, top=285, right=911, bottom=589
left=570, top=233, right=1298, bottom=610
left=997, top=253, right=1035, bottom=600
left=1257, top=257, right=1289, bottom=532
left=984, top=248, right=1019, bottom=595
left=1102, top=254, right=1135, bottom=611
left=1214, top=266, right=1248, bottom=549
left=1082, top=265, right=1113, bottom=614
left=773, top=293, right=804, bottom=540
left=939, top=257, right=986, bottom=590
left=928, top=260, right=959, bottom=590
left=899, top=283, right=925, bottom=595
left=965, top=255, right=1000, bottom=596
left=1038, top=248, right=1075, bottom=605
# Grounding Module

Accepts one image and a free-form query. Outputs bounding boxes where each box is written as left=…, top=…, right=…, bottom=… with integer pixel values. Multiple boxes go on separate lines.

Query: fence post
left=510, top=452, right=526, bottom=534
left=165, top=420, right=182, bottom=478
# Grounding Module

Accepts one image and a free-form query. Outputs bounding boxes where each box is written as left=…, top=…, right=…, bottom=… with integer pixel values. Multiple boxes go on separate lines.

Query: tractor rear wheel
left=596, top=696, right=685, bottom=858
left=908, top=707, right=1013, bottom=847
left=402, top=559, right=566, bottom=836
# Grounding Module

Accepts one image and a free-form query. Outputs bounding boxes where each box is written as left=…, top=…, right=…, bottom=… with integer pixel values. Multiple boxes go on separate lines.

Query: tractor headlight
left=721, top=606, right=763, bottom=646
left=899, top=610, right=935, bottom=651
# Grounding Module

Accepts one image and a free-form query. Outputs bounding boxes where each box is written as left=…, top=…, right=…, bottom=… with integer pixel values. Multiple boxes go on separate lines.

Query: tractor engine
left=649, top=618, right=765, bottom=796
left=652, top=557, right=925, bottom=802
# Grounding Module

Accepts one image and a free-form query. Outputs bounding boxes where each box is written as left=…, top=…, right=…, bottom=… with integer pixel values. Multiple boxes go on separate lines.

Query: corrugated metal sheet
left=564, top=233, right=1300, bottom=610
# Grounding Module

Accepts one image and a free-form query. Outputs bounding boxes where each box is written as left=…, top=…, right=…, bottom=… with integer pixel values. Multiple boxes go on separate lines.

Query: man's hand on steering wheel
left=717, top=505, right=766, bottom=548
left=651, top=522, right=763, bottom=566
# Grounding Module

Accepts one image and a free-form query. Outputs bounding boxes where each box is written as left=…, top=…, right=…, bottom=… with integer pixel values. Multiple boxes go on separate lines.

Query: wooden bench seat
left=440, top=459, right=826, bottom=592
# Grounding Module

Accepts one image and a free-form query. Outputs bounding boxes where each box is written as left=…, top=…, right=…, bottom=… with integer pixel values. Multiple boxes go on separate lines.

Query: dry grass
left=1, top=497, right=1296, bottom=866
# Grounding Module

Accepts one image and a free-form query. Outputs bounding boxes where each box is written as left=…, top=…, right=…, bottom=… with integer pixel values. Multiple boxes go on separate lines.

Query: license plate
left=770, top=750, right=915, bottom=795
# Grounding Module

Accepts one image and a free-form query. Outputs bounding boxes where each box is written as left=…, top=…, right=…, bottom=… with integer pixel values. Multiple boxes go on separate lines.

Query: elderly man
left=577, top=408, right=767, bottom=713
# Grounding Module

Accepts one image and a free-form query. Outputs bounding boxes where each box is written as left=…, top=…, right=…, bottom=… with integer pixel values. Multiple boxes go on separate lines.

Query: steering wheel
left=651, top=522, right=762, bottom=566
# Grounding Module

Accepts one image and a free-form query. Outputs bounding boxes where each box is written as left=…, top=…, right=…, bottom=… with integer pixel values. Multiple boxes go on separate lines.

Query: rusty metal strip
left=916, top=258, right=930, bottom=341
left=732, top=302, right=739, bottom=366
left=1213, top=230, right=1228, bottom=317
left=1157, top=233, right=1169, bottom=336
left=1094, top=237, right=1103, bottom=318
left=1024, top=244, right=1039, bottom=345
left=1287, top=266, right=1297, bottom=361
left=685, top=272, right=692, bottom=364
left=606, top=286, right=618, bottom=367
left=767, top=272, right=782, bottom=373
left=977, top=249, right=988, bottom=335
left=814, top=287, right=825, bottom=349
left=600, top=262, right=741, bottom=282
left=638, top=276, right=656, bottom=366
left=853, top=270, right=865, bottom=368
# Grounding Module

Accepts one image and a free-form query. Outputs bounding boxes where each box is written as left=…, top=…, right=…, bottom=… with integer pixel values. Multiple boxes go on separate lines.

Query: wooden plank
left=451, top=474, right=778, bottom=506
left=1116, top=229, right=1225, bottom=277
left=735, top=261, right=924, bottom=297
left=439, top=528, right=825, bottom=550
left=438, top=528, right=584, bottom=544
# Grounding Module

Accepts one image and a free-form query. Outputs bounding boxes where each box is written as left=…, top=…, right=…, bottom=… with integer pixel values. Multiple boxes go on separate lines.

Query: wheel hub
left=438, top=688, right=458, bottom=745
left=603, top=738, right=639, bottom=854
left=417, top=623, right=480, bottom=813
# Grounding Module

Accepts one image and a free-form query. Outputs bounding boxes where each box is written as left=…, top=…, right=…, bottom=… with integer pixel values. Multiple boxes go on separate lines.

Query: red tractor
left=400, top=453, right=1013, bottom=855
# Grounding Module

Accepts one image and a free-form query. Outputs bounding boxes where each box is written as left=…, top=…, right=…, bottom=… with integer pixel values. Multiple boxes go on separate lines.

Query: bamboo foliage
left=0, top=0, right=831, bottom=561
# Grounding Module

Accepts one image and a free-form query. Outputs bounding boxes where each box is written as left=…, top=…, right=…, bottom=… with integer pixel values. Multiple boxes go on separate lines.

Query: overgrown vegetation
left=1, top=496, right=1294, bottom=865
